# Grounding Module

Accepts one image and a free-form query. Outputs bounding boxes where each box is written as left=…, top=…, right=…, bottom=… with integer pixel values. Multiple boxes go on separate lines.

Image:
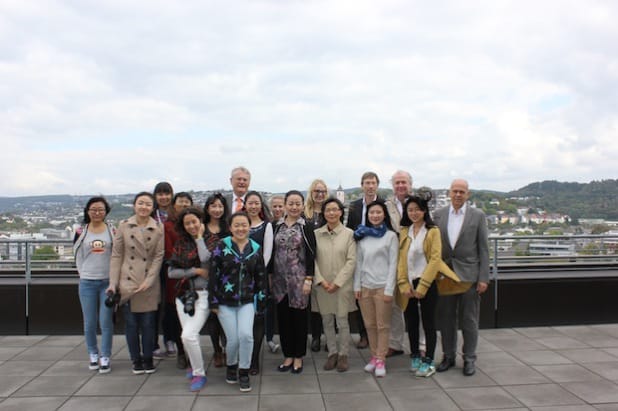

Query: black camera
left=104, top=291, right=121, bottom=308
left=180, top=279, right=198, bottom=316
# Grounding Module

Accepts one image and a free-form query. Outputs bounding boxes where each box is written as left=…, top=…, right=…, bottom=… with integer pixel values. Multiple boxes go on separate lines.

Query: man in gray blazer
left=433, top=179, right=489, bottom=376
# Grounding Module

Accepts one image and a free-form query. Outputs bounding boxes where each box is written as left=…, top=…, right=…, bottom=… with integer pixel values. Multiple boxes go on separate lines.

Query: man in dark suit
left=224, top=166, right=251, bottom=219
left=433, top=179, right=489, bottom=376
left=346, top=171, right=381, bottom=349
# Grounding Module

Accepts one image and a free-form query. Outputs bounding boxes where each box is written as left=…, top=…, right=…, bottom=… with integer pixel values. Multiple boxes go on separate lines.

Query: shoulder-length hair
left=364, top=200, right=394, bottom=231
left=175, top=207, right=204, bottom=241
left=321, top=197, right=345, bottom=224
left=244, top=190, right=272, bottom=222
left=82, top=196, right=111, bottom=224
left=203, top=192, right=230, bottom=234
left=304, top=179, right=329, bottom=219
left=400, top=196, right=436, bottom=228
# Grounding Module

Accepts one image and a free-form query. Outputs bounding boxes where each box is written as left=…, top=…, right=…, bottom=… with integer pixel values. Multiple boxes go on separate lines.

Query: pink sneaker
left=375, top=359, right=386, bottom=377
left=364, top=356, right=378, bottom=373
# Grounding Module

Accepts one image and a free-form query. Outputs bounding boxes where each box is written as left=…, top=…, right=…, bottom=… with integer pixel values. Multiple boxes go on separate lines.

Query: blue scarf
left=354, top=223, right=387, bottom=241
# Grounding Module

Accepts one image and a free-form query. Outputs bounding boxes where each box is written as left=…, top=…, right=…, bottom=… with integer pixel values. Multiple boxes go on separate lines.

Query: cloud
left=1, top=0, right=617, bottom=196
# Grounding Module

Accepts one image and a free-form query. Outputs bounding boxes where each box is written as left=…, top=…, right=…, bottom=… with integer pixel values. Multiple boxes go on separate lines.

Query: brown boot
left=213, top=352, right=224, bottom=368
left=336, top=355, right=348, bottom=372
left=323, top=354, right=338, bottom=371
left=356, top=336, right=368, bottom=349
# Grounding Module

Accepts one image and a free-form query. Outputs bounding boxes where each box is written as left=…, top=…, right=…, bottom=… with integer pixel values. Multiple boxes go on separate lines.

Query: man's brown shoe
left=213, top=352, right=225, bottom=368
left=324, top=354, right=338, bottom=371
left=356, top=336, right=369, bottom=349
left=336, top=355, right=348, bottom=372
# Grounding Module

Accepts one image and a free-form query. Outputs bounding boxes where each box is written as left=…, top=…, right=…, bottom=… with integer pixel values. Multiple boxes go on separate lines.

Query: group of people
left=73, top=166, right=489, bottom=393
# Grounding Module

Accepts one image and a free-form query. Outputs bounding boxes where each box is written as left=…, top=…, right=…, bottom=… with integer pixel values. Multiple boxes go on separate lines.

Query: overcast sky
left=1, top=0, right=616, bottom=197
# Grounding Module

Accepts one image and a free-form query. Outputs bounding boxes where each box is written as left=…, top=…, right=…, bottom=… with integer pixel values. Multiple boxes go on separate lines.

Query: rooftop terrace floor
left=1, top=325, right=618, bottom=411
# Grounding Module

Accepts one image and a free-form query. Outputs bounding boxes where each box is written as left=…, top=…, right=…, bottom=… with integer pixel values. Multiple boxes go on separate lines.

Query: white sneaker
left=165, top=341, right=177, bottom=357
left=89, top=353, right=99, bottom=370
left=99, top=357, right=111, bottom=374
left=267, top=341, right=280, bottom=353
left=374, top=359, right=386, bottom=377
left=364, top=356, right=377, bottom=373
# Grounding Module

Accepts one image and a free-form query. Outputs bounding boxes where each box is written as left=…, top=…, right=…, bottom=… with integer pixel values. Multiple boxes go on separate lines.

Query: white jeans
left=176, top=289, right=209, bottom=376
left=218, top=304, right=255, bottom=369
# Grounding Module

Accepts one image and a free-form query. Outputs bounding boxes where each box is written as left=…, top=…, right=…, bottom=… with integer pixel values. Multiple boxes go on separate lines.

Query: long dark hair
left=203, top=193, right=230, bottom=234
left=364, top=199, right=394, bottom=231
left=175, top=207, right=204, bottom=241
left=244, top=190, right=272, bottom=222
left=400, top=195, right=436, bottom=228
left=82, top=196, right=111, bottom=224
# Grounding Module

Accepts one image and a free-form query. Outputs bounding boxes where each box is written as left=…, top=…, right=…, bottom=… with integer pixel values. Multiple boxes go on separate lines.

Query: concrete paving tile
left=0, top=336, right=47, bottom=347
left=479, top=364, right=551, bottom=385
left=483, top=335, right=547, bottom=351
left=377, top=370, right=440, bottom=392
left=591, top=324, right=618, bottom=339
left=516, top=327, right=566, bottom=339
left=0, top=376, right=32, bottom=397
left=0, top=348, right=27, bottom=361
left=41, top=360, right=96, bottom=376
left=317, top=372, right=380, bottom=393
left=503, top=383, right=585, bottom=407
left=13, top=375, right=86, bottom=397
left=581, top=337, right=618, bottom=348
left=12, top=345, right=74, bottom=361
left=258, top=394, right=325, bottom=411
left=323, top=392, right=391, bottom=411
left=595, top=404, right=618, bottom=411
left=533, top=364, right=605, bottom=383
left=557, top=348, right=618, bottom=363
left=0, top=361, right=54, bottom=376
left=125, top=395, right=196, bottom=411
left=314, top=356, right=366, bottom=374
left=475, top=351, right=525, bottom=367
left=193, top=374, right=260, bottom=396
left=388, top=388, right=460, bottom=411
left=260, top=374, right=320, bottom=395
left=57, top=396, right=132, bottom=411
left=137, top=375, right=203, bottom=396
left=480, top=328, right=520, bottom=338
left=581, top=361, right=618, bottom=381
left=529, top=406, right=597, bottom=411
left=604, top=348, right=618, bottom=359
left=562, top=380, right=618, bottom=404
left=433, top=368, right=498, bottom=388
left=37, top=336, right=83, bottom=347
left=447, top=386, right=522, bottom=410
left=536, top=337, right=591, bottom=350
left=75, top=375, right=147, bottom=396
left=510, top=349, right=573, bottom=365
left=194, top=395, right=259, bottom=410
left=476, top=337, right=504, bottom=353
left=0, top=396, right=67, bottom=411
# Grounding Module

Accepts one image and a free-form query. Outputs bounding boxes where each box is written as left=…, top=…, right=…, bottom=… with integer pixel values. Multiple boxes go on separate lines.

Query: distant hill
left=505, top=179, right=618, bottom=220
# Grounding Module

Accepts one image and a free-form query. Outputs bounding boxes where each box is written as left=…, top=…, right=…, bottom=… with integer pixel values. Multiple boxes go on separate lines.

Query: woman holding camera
left=107, top=192, right=164, bottom=375
left=74, top=196, right=115, bottom=373
left=168, top=207, right=212, bottom=392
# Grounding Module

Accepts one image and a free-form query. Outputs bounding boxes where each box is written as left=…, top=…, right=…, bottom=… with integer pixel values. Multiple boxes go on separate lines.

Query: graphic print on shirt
left=90, top=239, right=107, bottom=254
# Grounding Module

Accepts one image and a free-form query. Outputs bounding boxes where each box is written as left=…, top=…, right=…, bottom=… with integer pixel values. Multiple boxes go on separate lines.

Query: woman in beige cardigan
left=107, top=192, right=164, bottom=375
left=313, top=198, right=357, bottom=372
left=396, top=193, right=459, bottom=378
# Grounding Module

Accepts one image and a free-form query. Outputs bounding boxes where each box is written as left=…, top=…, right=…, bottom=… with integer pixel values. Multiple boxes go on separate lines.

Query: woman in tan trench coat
left=108, top=192, right=164, bottom=375
left=313, top=198, right=356, bottom=372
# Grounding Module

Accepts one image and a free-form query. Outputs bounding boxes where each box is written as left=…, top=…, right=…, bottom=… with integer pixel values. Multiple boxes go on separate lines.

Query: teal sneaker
left=415, top=361, right=436, bottom=378
left=410, top=356, right=422, bottom=372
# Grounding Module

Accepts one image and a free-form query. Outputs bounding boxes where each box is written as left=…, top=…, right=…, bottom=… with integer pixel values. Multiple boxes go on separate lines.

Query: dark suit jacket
left=346, top=196, right=384, bottom=231
left=433, top=205, right=490, bottom=284
left=224, top=193, right=245, bottom=220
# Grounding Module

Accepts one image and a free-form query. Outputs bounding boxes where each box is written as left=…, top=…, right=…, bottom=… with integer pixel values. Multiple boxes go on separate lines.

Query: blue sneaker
left=415, top=361, right=436, bottom=378
left=190, top=375, right=207, bottom=391
left=185, top=368, right=193, bottom=379
left=410, top=356, right=422, bottom=372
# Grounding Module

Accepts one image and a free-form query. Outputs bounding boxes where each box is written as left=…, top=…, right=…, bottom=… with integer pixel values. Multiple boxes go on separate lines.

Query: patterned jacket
left=208, top=236, right=267, bottom=313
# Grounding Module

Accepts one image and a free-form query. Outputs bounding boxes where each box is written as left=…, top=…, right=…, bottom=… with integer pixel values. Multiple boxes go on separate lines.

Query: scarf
left=169, top=237, right=201, bottom=269
left=354, top=223, right=387, bottom=241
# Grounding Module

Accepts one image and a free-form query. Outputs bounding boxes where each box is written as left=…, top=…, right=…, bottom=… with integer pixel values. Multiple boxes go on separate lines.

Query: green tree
left=32, top=245, right=59, bottom=261
left=591, top=224, right=610, bottom=235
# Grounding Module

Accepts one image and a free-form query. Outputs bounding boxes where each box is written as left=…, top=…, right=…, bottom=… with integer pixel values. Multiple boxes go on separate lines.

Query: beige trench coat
left=312, top=223, right=357, bottom=316
left=109, top=215, right=164, bottom=312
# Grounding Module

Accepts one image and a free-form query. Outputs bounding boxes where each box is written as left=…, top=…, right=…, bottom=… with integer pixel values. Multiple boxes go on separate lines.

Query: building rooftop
left=1, top=325, right=618, bottom=410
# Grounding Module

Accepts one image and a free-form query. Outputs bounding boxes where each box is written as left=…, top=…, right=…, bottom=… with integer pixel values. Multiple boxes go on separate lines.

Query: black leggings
left=404, top=280, right=438, bottom=360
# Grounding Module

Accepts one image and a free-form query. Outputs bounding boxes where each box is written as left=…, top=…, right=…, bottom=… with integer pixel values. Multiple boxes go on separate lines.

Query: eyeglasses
left=313, top=190, right=327, bottom=195
left=88, top=208, right=106, bottom=214
left=324, top=207, right=341, bottom=213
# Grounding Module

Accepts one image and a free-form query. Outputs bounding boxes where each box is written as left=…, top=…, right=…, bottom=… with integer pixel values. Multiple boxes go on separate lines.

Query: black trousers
left=277, top=296, right=308, bottom=358
left=404, top=280, right=438, bottom=360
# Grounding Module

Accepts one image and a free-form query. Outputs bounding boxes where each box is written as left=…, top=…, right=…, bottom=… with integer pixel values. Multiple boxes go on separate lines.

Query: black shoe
left=226, top=364, right=238, bottom=384
left=436, top=357, right=455, bottom=373
left=291, top=360, right=303, bottom=374
left=311, top=338, right=320, bottom=352
left=277, top=362, right=293, bottom=372
left=239, top=369, right=252, bottom=392
left=144, top=358, right=156, bottom=374
left=132, top=360, right=145, bottom=375
left=463, top=360, right=476, bottom=376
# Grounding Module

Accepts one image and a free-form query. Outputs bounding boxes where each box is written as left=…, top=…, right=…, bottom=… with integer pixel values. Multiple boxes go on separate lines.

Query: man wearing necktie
left=225, top=166, right=251, bottom=219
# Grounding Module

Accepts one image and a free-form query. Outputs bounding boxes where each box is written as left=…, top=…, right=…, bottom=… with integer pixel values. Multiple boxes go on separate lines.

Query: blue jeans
left=123, top=303, right=156, bottom=362
left=218, top=304, right=254, bottom=369
left=78, top=279, right=113, bottom=357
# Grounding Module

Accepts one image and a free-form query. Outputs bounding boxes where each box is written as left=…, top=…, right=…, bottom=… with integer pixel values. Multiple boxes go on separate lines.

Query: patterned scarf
left=169, top=237, right=201, bottom=269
